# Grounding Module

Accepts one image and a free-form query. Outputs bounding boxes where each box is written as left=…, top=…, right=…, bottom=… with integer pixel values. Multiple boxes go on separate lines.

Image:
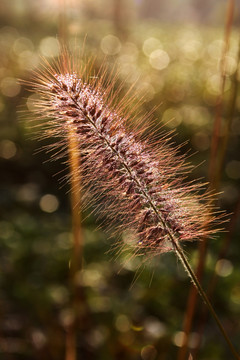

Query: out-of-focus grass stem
left=208, top=0, right=234, bottom=188
left=58, top=1, right=83, bottom=359
left=192, top=40, right=240, bottom=354
left=178, top=1, right=235, bottom=359
left=65, top=129, right=83, bottom=360
left=216, top=35, right=240, bottom=186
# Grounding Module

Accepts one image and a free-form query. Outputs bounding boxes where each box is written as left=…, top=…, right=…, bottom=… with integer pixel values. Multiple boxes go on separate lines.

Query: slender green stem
left=172, top=239, right=239, bottom=360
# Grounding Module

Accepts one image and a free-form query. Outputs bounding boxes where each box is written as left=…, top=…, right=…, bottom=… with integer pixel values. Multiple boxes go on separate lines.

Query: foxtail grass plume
left=27, top=50, right=217, bottom=259
left=25, top=49, right=240, bottom=360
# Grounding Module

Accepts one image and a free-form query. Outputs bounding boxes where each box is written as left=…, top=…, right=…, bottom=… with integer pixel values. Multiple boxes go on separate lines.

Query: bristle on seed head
left=26, top=50, right=220, bottom=258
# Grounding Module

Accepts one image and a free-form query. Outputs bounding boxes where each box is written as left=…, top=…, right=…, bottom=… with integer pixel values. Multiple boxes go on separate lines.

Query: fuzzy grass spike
left=25, top=50, right=239, bottom=360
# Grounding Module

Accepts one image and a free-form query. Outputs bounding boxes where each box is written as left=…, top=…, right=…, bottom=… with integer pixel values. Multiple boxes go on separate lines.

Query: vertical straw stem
left=65, top=129, right=83, bottom=360
left=68, top=129, right=83, bottom=276
left=178, top=2, right=235, bottom=359
left=57, top=1, right=83, bottom=359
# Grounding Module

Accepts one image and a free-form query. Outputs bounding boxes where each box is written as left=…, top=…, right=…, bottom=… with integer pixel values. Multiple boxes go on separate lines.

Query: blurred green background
left=0, top=1, right=240, bottom=359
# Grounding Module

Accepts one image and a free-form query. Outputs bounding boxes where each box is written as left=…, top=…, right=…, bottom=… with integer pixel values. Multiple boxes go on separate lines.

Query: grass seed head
left=26, top=49, right=220, bottom=259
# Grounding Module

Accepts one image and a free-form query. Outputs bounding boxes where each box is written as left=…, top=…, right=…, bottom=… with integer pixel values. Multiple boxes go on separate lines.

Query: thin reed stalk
left=65, top=130, right=83, bottom=360
left=190, top=34, right=240, bottom=359
left=216, top=34, right=240, bottom=186
left=178, top=2, right=235, bottom=359
left=58, top=2, right=83, bottom=359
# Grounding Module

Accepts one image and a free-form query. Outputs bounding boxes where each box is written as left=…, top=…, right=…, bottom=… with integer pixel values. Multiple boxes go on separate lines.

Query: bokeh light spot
left=59, top=308, right=75, bottom=328
left=56, top=232, right=72, bottom=249
left=149, top=49, right=170, bottom=70
left=1, top=77, right=21, bottom=97
left=101, top=35, right=121, bottom=55
left=162, top=108, right=182, bottom=128
left=13, top=37, right=34, bottom=55
left=173, top=331, right=186, bottom=347
left=86, top=326, right=109, bottom=348
left=215, top=259, right=233, bottom=277
left=182, top=40, right=202, bottom=61
left=115, top=314, right=131, bottom=332
left=206, top=74, right=231, bottom=95
left=31, top=329, right=47, bottom=350
left=141, top=345, right=157, bottom=360
left=81, top=268, right=103, bottom=287
left=18, top=51, right=39, bottom=70
left=181, top=105, right=209, bottom=127
left=39, top=37, right=60, bottom=57
left=27, top=93, right=41, bottom=112
left=39, top=194, right=59, bottom=213
left=17, top=183, right=39, bottom=203
left=144, top=316, right=166, bottom=338
left=119, top=62, right=140, bottom=83
left=123, top=42, right=139, bottom=58
left=0, top=140, right=17, bottom=159
left=48, top=285, right=69, bottom=305
left=137, top=81, right=155, bottom=101
left=225, top=55, right=237, bottom=75
left=142, top=37, right=162, bottom=56
left=207, top=39, right=224, bottom=59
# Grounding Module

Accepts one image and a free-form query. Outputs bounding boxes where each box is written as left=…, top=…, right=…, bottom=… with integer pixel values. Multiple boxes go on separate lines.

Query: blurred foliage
left=0, top=1, right=240, bottom=359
